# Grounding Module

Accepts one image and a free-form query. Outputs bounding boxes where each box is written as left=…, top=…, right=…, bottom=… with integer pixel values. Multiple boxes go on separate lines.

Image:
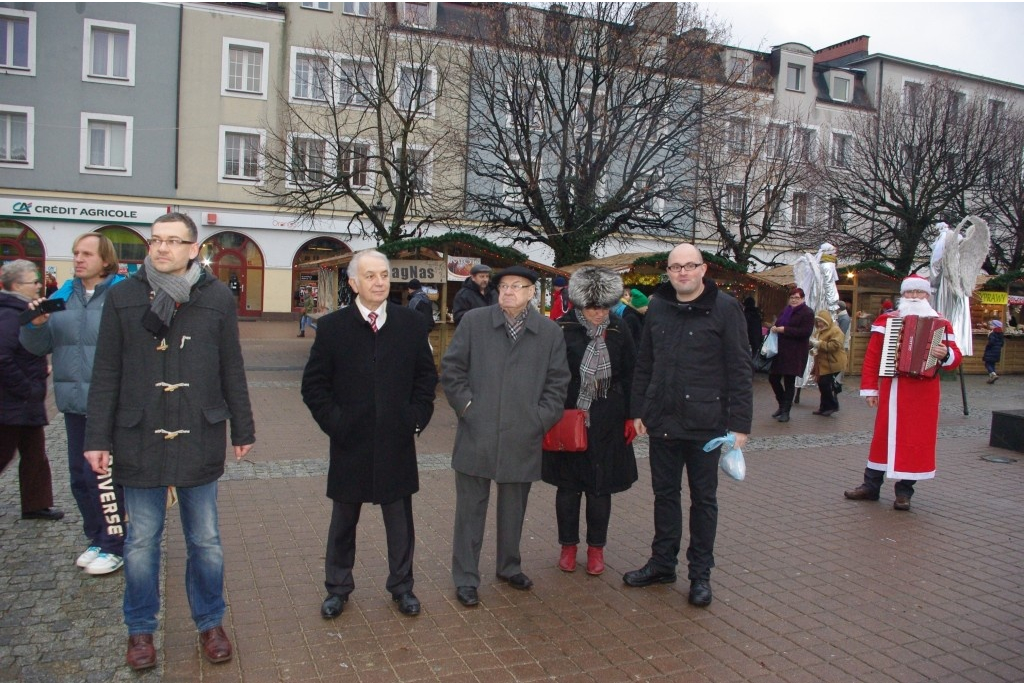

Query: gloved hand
left=624, top=420, right=637, bottom=445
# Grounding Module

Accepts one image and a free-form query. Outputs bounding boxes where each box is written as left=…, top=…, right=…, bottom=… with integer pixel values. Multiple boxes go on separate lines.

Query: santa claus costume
left=851, top=275, right=962, bottom=506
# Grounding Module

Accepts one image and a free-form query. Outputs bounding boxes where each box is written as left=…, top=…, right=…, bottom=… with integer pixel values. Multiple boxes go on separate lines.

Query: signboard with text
left=390, top=260, right=443, bottom=283
left=1, top=199, right=166, bottom=225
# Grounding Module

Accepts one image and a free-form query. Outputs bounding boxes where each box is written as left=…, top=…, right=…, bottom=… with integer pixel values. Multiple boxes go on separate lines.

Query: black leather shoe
left=623, top=562, right=677, bottom=587
left=393, top=591, right=421, bottom=616
left=455, top=586, right=479, bottom=607
left=688, top=580, right=713, bottom=607
left=498, top=572, right=533, bottom=590
left=893, top=495, right=912, bottom=511
left=22, top=507, right=64, bottom=521
left=320, top=593, right=347, bottom=619
left=843, top=485, right=880, bottom=501
left=771, top=408, right=783, bottom=418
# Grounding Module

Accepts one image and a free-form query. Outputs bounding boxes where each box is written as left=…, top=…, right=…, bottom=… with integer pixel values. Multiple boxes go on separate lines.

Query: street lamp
left=370, top=201, right=389, bottom=226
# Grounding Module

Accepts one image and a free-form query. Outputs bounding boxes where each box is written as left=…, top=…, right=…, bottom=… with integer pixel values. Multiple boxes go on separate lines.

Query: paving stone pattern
left=1, top=321, right=1022, bottom=682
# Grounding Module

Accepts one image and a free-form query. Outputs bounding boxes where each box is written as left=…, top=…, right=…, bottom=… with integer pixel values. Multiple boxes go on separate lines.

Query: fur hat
left=567, top=267, right=624, bottom=308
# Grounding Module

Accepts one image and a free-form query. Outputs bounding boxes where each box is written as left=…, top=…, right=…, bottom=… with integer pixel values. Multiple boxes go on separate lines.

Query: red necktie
left=368, top=311, right=378, bottom=332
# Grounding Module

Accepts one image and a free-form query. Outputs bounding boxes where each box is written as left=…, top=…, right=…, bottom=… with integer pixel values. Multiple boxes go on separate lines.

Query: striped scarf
left=504, top=308, right=529, bottom=341
left=575, top=309, right=611, bottom=425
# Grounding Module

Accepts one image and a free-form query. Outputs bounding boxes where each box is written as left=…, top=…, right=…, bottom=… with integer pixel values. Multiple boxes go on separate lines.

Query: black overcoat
left=542, top=313, right=638, bottom=495
left=302, top=303, right=437, bottom=504
left=0, top=293, right=48, bottom=427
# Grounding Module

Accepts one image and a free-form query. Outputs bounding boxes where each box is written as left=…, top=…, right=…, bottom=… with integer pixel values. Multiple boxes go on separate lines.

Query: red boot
left=558, top=545, right=577, bottom=572
left=586, top=546, right=605, bottom=575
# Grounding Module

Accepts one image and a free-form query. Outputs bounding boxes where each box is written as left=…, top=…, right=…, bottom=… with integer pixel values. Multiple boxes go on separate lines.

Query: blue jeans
left=123, top=482, right=225, bottom=635
left=65, top=413, right=125, bottom=556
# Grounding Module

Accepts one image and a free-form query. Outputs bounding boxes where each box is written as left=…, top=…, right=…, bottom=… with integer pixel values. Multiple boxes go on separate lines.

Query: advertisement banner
left=447, top=256, right=481, bottom=281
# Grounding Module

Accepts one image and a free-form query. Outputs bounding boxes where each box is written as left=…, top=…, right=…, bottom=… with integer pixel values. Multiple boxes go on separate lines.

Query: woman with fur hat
left=809, top=310, right=847, bottom=416
left=542, top=267, right=638, bottom=575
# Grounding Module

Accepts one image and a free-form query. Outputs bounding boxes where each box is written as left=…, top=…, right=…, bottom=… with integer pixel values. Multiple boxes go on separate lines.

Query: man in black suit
left=301, top=249, right=438, bottom=619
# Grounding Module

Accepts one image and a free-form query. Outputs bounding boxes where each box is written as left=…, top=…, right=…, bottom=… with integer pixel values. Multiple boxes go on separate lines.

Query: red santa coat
left=859, top=312, right=962, bottom=479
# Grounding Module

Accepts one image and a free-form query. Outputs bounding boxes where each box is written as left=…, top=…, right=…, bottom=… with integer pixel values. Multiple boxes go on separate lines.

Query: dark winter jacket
left=542, top=312, right=638, bottom=495
left=407, top=290, right=434, bottom=330
left=983, top=330, right=1005, bottom=363
left=769, top=303, right=815, bottom=376
left=451, top=277, right=496, bottom=324
left=631, top=279, right=753, bottom=441
left=302, top=302, right=437, bottom=504
left=20, top=274, right=125, bottom=415
left=620, top=305, right=645, bottom=345
left=83, top=267, right=255, bottom=488
left=0, top=292, right=48, bottom=427
left=743, top=302, right=763, bottom=354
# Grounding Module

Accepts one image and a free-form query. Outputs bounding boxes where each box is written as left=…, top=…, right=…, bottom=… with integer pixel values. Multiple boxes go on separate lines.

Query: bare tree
left=980, top=112, right=1024, bottom=271
left=812, top=77, right=1005, bottom=276
left=257, top=11, right=467, bottom=244
left=462, top=2, right=746, bottom=267
left=691, top=100, right=817, bottom=270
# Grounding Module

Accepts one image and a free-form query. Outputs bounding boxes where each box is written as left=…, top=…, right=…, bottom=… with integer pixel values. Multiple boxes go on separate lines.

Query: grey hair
left=1, top=259, right=38, bottom=290
left=346, top=249, right=390, bottom=281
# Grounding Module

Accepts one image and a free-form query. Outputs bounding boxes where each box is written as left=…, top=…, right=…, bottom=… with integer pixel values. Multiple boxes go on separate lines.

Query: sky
left=701, top=2, right=1024, bottom=86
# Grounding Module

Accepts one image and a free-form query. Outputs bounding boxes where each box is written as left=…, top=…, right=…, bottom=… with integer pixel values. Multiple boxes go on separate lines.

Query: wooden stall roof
left=562, top=252, right=661, bottom=275
left=378, top=232, right=568, bottom=278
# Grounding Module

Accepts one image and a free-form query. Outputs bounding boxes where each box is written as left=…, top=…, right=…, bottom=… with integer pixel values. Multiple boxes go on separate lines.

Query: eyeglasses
left=667, top=262, right=704, bottom=273
left=497, top=283, right=534, bottom=292
left=147, top=237, right=195, bottom=247
left=17, top=280, right=41, bottom=285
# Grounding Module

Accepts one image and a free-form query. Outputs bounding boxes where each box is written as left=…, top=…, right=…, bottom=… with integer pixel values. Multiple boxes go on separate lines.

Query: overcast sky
left=701, top=2, right=1024, bottom=86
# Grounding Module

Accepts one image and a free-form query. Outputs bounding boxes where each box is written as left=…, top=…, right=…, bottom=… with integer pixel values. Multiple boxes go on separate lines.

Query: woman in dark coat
left=768, top=287, right=815, bottom=422
left=542, top=267, right=637, bottom=576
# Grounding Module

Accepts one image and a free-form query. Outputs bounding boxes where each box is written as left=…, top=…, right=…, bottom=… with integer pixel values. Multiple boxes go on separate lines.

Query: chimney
left=815, top=35, right=869, bottom=63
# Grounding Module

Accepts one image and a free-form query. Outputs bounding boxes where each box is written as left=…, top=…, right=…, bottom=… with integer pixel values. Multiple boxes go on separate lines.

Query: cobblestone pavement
left=2, top=321, right=1022, bottom=682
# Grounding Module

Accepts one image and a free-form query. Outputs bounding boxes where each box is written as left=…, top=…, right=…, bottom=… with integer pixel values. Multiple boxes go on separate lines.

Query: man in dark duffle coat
left=302, top=249, right=437, bottom=619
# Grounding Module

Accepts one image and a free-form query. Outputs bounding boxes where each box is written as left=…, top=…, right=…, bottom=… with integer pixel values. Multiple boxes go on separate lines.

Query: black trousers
left=863, top=467, right=916, bottom=498
left=768, top=373, right=796, bottom=408
left=817, top=372, right=840, bottom=412
left=648, top=437, right=719, bottom=581
left=325, top=495, right=415, bottom=598
left=554, top=488, right=611, bottom=547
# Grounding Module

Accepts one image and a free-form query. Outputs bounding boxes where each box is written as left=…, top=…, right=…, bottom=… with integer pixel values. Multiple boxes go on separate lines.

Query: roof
left=561, top=253, right=662, bottom=275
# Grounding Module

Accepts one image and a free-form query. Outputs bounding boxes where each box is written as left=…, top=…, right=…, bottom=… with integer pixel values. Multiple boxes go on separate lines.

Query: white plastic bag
left=760, top=331, right=778, bottom=358
left=702, top=433, right=746, bottom=481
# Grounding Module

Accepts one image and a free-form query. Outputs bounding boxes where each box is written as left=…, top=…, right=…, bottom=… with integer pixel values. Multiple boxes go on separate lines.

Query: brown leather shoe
left=199, top=626, right=233, bottom=664
left=126, top=634, right=156, bottom=671
left=843, top=485, right=879, bottom=501
left=893, top=495, right=912, bottom=511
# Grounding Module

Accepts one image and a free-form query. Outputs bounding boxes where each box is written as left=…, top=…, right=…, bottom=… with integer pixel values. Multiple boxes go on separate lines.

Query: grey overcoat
left=441, top=305, right=570, bottom=483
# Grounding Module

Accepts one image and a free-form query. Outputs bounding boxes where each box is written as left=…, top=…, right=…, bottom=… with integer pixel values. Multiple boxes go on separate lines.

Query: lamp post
left=370, top=200, right=389, bottom=228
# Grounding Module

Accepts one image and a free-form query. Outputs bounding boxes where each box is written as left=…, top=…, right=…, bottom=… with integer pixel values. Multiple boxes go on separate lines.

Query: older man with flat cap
left=441, top=265, right=570, bottom=607
left=452, top=264, right=497, bottom=325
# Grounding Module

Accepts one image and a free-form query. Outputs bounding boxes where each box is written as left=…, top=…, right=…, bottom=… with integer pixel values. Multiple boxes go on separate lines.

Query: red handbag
left=543, top=409, right=588, bottom=452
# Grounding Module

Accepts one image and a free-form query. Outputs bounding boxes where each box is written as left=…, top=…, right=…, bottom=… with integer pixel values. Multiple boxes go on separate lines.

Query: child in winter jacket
left=983, top=320, right=1005, bottom=383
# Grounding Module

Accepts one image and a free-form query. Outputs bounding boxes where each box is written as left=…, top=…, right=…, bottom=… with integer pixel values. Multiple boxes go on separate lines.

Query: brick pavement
left=1, top=320, right=1022, bottom=682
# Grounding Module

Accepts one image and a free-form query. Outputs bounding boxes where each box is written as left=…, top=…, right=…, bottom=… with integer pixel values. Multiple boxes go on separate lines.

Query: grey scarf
left=144, top=256, right=203, bottom=329
left=575, top=309, right=611, bottom=423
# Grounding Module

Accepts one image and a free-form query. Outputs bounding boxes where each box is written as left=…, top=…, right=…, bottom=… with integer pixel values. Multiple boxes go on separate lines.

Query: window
left=791, top=192, right=808, bottom=227
left=289, top=135, right=326, bottom=186
left=0, top=105, right=32, bottom=167
left=0, top=8, right=35, bottom=74
left=831, top=132, right=851, bottom=168
left=727, top=118, right=750, bottom=154
left=400, top=146, right=431, bottom=195
left=293, top=52, right=331, bottom=102
left=402, top=2, right=430, bottom=27
left=506, top=6, right=544, bottom=46
left=766, top=123, right=788, bottom=159
left=903, top=81, right=923, bottom=113
left=503, top=157, right=527, bottom=207
left=948, top=90, right=966, bottom=121
left=828, top=197, right=846, bottom=232
left=83, top=19, right=135, bottom=86
left=763, top=189, right=782, bottom=225
left=729, top=56, right=750, bottom=84
left=80, top=113, right=133, bottom=175
left=724, top=184, right=744, bottom=215
left=831, top=76, right=850, bottom=102
left=989, top=99, right=1006, bottom=127
left=220, top=126, right=263, bottom=184
left=575, top=89, right=606, bottom=139
left=507, top=81, right=543, bottom=131
left=339, top=142, right=371, bottom=189
left=338, top=58, right=372, bottom=107
left=301, top=2, right=331, bottom=10
left=639, top=172, right=665, bottom=215
left=222, top=39, right=268, bottom=99
left=900, top=144, right=916, bottom=178
left=786, top=64, right=804, bottom=92
left=396, top=63, right=436, bottom=116
left=794, top=128, right=815, bottom=161
left=342, top=2, right=371, bottom=16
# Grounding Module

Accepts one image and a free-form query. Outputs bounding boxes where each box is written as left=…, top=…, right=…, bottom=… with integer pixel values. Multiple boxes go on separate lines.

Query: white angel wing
left=956, top=216, right=990, bottom=295
left=792, top=253, right=822, bottom=312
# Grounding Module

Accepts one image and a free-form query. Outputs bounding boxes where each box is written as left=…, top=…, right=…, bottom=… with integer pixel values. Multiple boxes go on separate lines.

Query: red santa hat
left=900, top=274, right=932, bottom=294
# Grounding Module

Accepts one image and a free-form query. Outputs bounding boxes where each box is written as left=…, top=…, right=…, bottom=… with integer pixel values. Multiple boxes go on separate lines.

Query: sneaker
left=76, top=546, right=102, bottom=568
left=987, top=373, right=999, bottom=384
left=85, top=552, right=124, bottom=575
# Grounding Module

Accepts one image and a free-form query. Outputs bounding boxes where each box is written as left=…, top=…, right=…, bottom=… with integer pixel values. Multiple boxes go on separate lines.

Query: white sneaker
left=76, top=546, right=101, bottom=568
left=84, top=552, right=124, bottom=575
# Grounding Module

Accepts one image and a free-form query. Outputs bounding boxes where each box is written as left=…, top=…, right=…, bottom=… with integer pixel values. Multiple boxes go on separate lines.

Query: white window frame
left=338, top=139, right=374, bottom=192
left=399, top=2, right=432, bottom=28
left=785, top=63, right=804, bottom=92
left=766, top=122, right=789, bottom=160
left=727, top=117, right=750, bottom=154
left=0, top=104, right=33, bottom=168
left=221, top=38, right=269, bottom=100
left=0, top=8, right=36, bottom=76
left=342, top=2, right=371, bottom=16
left=82, top=19, right=136, bottom=86
left=395, top=62, right=437, bottom=117
left=301, top=2, right=331, bottom=11
left=830, top=131, right=852, bottom=169
left=286, top=133, right=330, bottom=188
left=902, top=79, right=924, bottom=113
left=396, top=144, right=432, bottom=196
left=290, top=47, right=335, bottom=104
left=337, top=55, right=373, bottom=108
left=831, top=75, right=851, bottom=103
left=989, top=97, right=1007, bottom=126
left=506, top=81, right=543, bottom=132
left=80, top=112, right=133, bottom=176
left=794, top=127, right=816, bottom=161
left=790, top=191, right=809, bottom=227
left=219, top=125, right=264, bottom=185
left=639, top=171, right=665, bottom=216
left=724, top=184, right=744, bottom=215
left=728, top=52, right=750, bottom=84
left=575, top=88, right=606, bottom=140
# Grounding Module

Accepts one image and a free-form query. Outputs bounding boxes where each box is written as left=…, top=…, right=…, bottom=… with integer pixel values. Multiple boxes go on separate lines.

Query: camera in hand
left=18, top=298, right=66, bottom=325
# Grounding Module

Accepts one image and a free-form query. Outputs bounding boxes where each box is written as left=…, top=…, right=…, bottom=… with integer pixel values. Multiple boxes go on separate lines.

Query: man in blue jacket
left=21, top=233, right=126, bottom=575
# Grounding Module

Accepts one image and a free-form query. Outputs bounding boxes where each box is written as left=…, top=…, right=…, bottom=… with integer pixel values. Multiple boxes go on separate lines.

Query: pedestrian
left=622, top=243, right=752, bottom=608
left=84, top=212, right=255, bottom=671
left=844, top=274, right=961, bottom=511
left=543, top=267, right=638, bottom=576
left=983, top=319, right=1004, bottom=383
left=21, top=233, right=126, bottom=574
left=406, top=278, right=435, bottom=329
left=301, top=249, right=438, bottom=620
left=549, top=275, right=573, bottom=320
left=767, top=288, right=815, bottom=422
left=0, top=260, right=64, bottom=523
left=298, top=288, right=315, bottom=337
left=611, top=287, right=630, bottom=318
left=620, top=288, right=648, bottom=345
left=440, top=265, right=570, bottom=607
left=452, top=263, right=497, bottom=324
left=809, top=309, right=847, bottom=417
left=44, top=272, right=58, bottom=297
left=742, top=296, right=763, bottom=357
